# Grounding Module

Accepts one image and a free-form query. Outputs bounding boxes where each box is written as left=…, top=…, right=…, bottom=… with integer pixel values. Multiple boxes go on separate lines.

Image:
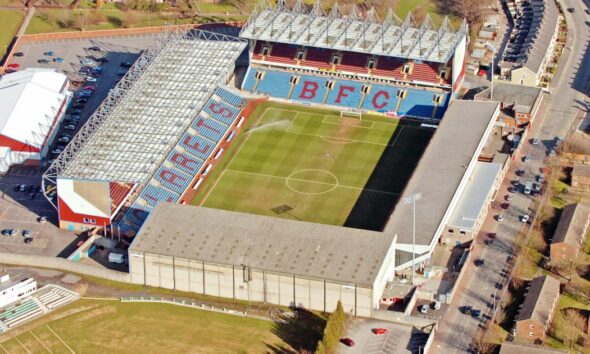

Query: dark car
left=340, top=338, right=355, bottom=347
left=24, top=236, right=33, bottom=244
left=474, top=259, right=485, bottom=267
left=88, top=46, right=101, bottom=51
left=13, top=52, right=24, bottom=57
left=72, top=103, right=85, bottom=109
left=460, top=306, right=472, bottom=315
left=471, top=309, right=481, bottom=318
left=567, top=7, right=574, bottom=12
left=37, top=59, right=50, bottom=64
left=95, top=57, right=108, bottom=63
left=76, top=98, right=88, bottom=104
left=120, top=61, right=133, bottom=68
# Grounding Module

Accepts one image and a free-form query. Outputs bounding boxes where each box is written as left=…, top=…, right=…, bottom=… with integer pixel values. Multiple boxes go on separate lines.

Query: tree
left=73, top=11, right=89, bottom=30
left=122, top=10, right=139, bottom=28
left=315, top=340, right=326, bottom=354
left=472, top=328, right=495, bottom=354
left=88, top=9, right=106, bottom=25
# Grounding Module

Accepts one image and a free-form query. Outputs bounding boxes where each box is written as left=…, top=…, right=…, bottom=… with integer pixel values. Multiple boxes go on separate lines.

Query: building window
left=261, top=46, right=270, bottom=56
left=402, top=64, right=411, bottom=74
left=367, top=59, right=377, bottom=69
left=296, top=50, right=305, bottom=60
left=83, top=218, right=96, bottom=225
left=331, top=55, right=340, bottom=65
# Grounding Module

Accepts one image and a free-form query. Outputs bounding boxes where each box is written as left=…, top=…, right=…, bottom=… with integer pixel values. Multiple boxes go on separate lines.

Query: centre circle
left=285, top=169, right=339, bottom=195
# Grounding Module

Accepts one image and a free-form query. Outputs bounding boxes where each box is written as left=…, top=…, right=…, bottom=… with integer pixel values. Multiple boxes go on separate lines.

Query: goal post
left=340, top=111, right=362, bottom=121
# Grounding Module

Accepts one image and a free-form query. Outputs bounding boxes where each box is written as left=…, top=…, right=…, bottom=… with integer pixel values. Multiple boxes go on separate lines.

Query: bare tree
left=122, top=10, right=139, bottom=28
left=472, top=328, right=495, bottom=354
left=73, top=11, right=89, bottom=30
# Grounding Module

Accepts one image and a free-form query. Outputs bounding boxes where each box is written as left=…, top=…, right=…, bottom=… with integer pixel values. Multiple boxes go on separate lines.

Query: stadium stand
left=242, top=68, right=450, bottom=119
left=0, top=299, right=43, bottom=329
left=118, top=88, right=246, bottom=232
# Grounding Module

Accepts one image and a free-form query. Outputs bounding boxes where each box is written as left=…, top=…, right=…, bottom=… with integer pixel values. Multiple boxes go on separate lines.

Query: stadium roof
left=130, top=204, right=394, bottom=286
left=0, top=68, right=68, bottom=151
left=44, top=29, right=246, bottom=184
left=385, top=101, right=499, bottom=252
left=240, top=0, right=468, bottom=64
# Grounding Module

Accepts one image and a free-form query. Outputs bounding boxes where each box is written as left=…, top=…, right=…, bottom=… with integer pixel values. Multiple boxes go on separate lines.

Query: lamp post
left=484, top=42, right=498, bottom=99
left=404, top=192, right=421, bottom=285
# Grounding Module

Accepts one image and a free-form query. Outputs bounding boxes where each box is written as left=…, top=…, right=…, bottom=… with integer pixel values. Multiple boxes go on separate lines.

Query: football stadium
left=42, top=1, right=502, bottom=317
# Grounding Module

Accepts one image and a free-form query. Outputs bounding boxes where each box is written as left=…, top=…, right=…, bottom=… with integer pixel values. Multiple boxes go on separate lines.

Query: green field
left=0, top=9, right=24, bottom=58
left=193, top=102, right=432, bottom=230
left=0, top=299, right=292, bottom=353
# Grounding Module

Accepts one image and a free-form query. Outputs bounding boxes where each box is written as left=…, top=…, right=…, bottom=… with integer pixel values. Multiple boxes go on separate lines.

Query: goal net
left=340, top=111, right=362, bottom=120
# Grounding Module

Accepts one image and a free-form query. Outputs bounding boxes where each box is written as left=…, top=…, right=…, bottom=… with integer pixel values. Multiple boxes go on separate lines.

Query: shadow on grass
left=344, top=123, right=434, bottom=231
left=540, top=207, right=562, bottom=244
left=270, top=309, right=326, bottom=353
left=106, top=15, right=122, bottom=27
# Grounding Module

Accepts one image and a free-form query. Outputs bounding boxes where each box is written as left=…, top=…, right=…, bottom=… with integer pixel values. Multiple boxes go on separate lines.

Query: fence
left=120, top=296, right=247, bottom=317
left=0, top=252, right=133, bottom=283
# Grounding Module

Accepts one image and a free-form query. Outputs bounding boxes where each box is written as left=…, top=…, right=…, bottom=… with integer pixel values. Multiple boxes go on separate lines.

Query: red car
left=373, top=328, right=388, bottom=335
left=83, top=85, right=96, bottom=91
left=7, top=63, right=20, bottom=69
left=340, top=338, right=355, bottom=347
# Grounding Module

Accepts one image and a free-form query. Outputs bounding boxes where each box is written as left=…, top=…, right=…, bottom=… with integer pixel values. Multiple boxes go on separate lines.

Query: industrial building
left=0, top=68, right=70, bottom=173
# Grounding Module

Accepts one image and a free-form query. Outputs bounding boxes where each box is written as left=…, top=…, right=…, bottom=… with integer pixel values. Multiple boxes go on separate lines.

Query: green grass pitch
left=192, top=101, right=433, bottom=230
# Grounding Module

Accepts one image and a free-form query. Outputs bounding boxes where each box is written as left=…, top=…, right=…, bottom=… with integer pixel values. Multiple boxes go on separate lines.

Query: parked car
left=95, top=57, right=108, bottom=63
left=506, top=194, right=513, bottom=201
left=523, top=155, right=531, bottom=163
left=117, top=68, right=128, bottom=76
left=373, top=328, right=387, bottom=335
left=2, top=229, right=17, bottom=236
left=58, top=136, right=70, bottom=143
left=419, top=304, right=429, bottom=314
left=13, top=52, right=24, bottom=57
left=7, top=63, right=20, bottom=69
left=38, top=216, right=47, bottom=223
left=88, top=46, right=101, bottom=51
left=536, top=174, right=544, bottom=183
left=340, top=338, right=355, bottom=347
left=72, top=103, right=85, bottom=109
left=53, top=57, right=64, bottom=63
left=460, top=306, right=472, bottom=315
left=555, top=136, right=563, bottom=146
left=51, top=147, right=64, bottom=154
left=64, top=124, right=76, bottom=130
left=19, top=184, right=26, bottom=192
left=497, top=213, right=504, bottom=222
left=76, top=98, right=88, bottom=104
left=520, top=214, right=530, bottom=223
left=471, top=309, right=481, bottom=318
left=567, top=7, right=574, bottom=12
left=78, top=91, right=92, bottom=98
left=83, top=85, right=96, bottom=91
left=70, top=109, right=82, bottom=115
left=433, top=301, right=441, bottom=310
left=474, top=259, right=485, bottom=267
left=37, top=59, right=50, bottom=64
left=120, top=61, right=133, bottom=68
left=4, top=68, right=18, bottom=73
left=531, top=138, right=540, bottom=145
left=80, top=66, right=94, bottom=73
left=24, top=236, right=33, bottom=244
left=85, top=76, right=98, bottom=83
left=44, top=51, right=54, bottom=56
left=81, top=58, right=94, bottom=66
left=549, top=149, right=556, bottom=157
left=22, top=230, right=31, bottom=238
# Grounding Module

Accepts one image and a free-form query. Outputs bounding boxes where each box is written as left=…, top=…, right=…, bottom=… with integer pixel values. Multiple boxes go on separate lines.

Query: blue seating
left=216, top=87, right=245, bottom=108
left=242, top=68, right=258, bottom=91
left=140, top=184, right=181, bottom=207
left=255, top=70, right=293, bottom=98
left=122, top=203, right=151, bottom=229
left=153, top=165, right=193, bottom=194
left=397, top=89, right=449, bottom=119
left=167, top=149, right=205, bottom=176
left=203, top=101, right=239, bottom=126
left=291, top=75, right=328, bottom=104
left=363, top=84, right=400, bottom=112
left=325, top=80, right=364, bottom=109
left=191, top=117, right=227, bottom=142
left=179, top=132, right=216, bottom=159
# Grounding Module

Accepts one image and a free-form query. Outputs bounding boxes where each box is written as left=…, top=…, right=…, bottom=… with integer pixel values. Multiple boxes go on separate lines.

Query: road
left=431, top=0, right=590, bottom=352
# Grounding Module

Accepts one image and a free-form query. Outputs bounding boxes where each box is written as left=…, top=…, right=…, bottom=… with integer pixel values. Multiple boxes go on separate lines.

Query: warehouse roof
left=475, top=82, right=541, bottom=113
left=385, top=100, right=499, bottom=247
left=447, top=162, right=502, bottom=230
left=517, top=275, right=560, bottom=324
left=130, top=204, right=394, bottom=285
left=551, top=203, right=589, bottom=247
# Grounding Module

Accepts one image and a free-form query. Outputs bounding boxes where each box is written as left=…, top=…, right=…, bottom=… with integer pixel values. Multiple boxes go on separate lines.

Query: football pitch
left=192, top=102, right=433, bottom=230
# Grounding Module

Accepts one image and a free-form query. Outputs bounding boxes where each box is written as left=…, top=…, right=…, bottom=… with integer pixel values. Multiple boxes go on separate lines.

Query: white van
left=108, top=252, right=124, bottom=264
left=524, top=181, right=533, bottom=195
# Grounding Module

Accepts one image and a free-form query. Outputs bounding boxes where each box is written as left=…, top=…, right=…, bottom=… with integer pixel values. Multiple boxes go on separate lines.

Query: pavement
left=431, top=0, right=590, bottom=352
left=341, top=318, right=430, bottom=354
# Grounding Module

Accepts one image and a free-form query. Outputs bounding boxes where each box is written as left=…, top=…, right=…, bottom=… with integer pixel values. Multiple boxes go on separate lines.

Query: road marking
left=0, top=343, right=8, bottom=354
left=30, top=330, right=52, bottom=354
left=46, top=325, right=75, bottom=354
left=14, top=337, right=31, bottom=354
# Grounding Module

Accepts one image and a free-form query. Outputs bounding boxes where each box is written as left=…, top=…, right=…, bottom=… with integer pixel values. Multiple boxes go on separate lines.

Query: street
left=432, top=0, right=590, bottom=352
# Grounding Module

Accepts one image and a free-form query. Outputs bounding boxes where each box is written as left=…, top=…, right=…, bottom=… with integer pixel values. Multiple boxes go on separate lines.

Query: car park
left=340, top=338, right=355, bottom=347
left=37, top=59, right=50, bottom=64
left=520, top=214, right=530, bottom=223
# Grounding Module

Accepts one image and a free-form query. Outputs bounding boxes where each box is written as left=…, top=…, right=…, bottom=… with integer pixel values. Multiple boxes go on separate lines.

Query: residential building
left=550, top=203, right=590, bottom=261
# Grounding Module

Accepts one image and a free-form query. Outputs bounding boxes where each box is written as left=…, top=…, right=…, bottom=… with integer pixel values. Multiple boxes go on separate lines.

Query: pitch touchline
left=225, top=169, right=402, bottom=195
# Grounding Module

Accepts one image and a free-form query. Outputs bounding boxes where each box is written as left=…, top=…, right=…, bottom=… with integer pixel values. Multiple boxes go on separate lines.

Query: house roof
left=0, top=68, right=68, bottom=150
left=551, top=203, right=589, bottom=247
left=517, top=275, right=560, bottom=325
